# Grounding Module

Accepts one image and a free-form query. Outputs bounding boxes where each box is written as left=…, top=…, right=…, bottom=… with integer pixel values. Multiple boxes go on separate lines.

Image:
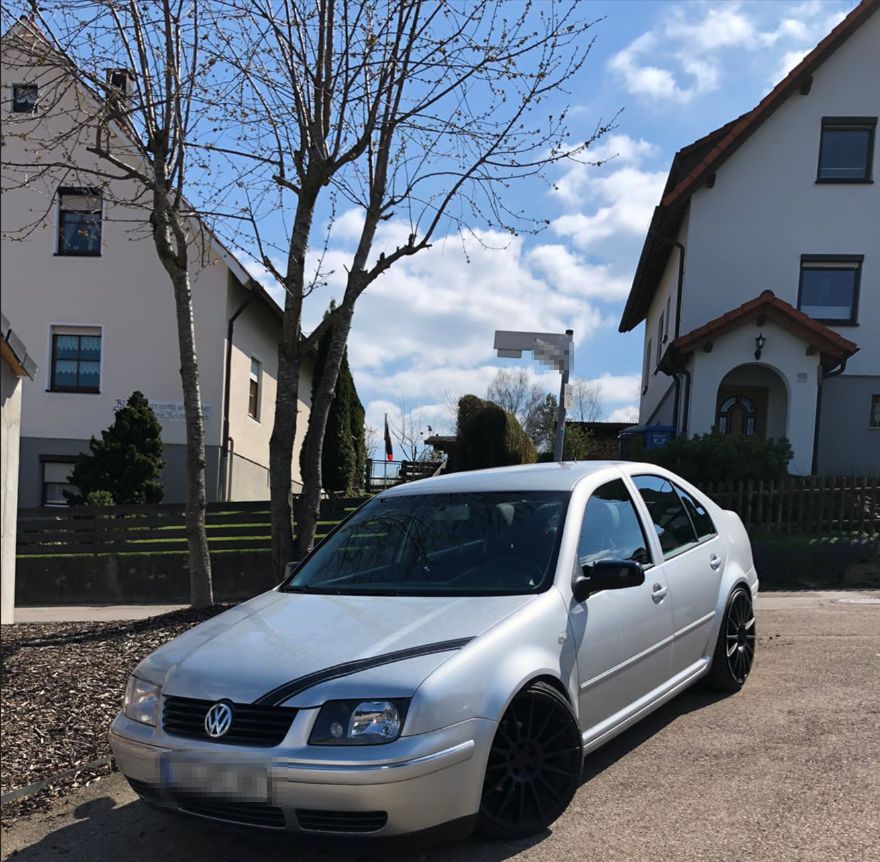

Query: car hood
left=139, top=590, right=535, bottom=705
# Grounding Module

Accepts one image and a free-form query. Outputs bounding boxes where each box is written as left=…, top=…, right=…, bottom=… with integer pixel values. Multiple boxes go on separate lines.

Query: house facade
left=620, top=1, right=879, bottom=476
left=1, top=22, right=312, bottom=506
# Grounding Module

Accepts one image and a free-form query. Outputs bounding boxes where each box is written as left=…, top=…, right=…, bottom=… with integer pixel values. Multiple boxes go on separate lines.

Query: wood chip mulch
left=1, top=605, right=231, bottom=825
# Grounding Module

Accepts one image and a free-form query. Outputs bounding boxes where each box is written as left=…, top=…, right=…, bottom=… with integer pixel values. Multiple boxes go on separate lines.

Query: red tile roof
left=669, top=290, right=859, bottom=367
left=619, top=0, right=879, bottom=332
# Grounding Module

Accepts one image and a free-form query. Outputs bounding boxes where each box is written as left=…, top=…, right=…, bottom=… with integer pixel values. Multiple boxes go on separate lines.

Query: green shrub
left=66, top=391, right=164, bottom=505
left=635, top=430, right=793, bottom=484
left=450, top=396, right=536, bottom=471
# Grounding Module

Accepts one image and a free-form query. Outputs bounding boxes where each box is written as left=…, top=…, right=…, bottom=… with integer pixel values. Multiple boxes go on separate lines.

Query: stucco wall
left=687, top=320, right=820, bottom=475
left=640, top=216, right=688, bottom=424
left=1, top=362, right=23, bottom=623
left=681, top=12, right=879, bottom=374
left=816, top=374, right=880, bottom=476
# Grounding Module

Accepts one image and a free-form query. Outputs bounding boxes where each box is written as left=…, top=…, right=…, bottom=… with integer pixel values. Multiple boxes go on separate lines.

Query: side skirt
left=581, top=657, right=710, bottom=756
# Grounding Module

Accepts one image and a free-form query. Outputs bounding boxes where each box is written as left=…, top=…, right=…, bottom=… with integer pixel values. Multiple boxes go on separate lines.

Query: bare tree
left=205, top=0, right=609, bottom=570
left=568, top=378, right=602, bottom=423
left=2, top=4, right=218, bottom=606
left=390, top=401, right=433, bottom=463
left=486, top=368, right=548, bottom=434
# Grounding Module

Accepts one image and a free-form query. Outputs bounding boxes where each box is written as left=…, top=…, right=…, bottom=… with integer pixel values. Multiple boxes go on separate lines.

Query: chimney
left=106, top=68, right=133, bottom=113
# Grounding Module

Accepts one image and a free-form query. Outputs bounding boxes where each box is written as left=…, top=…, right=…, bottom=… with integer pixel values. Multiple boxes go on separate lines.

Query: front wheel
left=477, top=681, right=582, bottom=838
left=703, top=586, right=756, bottom=691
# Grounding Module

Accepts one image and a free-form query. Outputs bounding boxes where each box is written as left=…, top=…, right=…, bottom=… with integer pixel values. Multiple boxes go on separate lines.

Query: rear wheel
left=703, top=586, right=756, bottom=691
left=477, top=681, right=582, bottom=838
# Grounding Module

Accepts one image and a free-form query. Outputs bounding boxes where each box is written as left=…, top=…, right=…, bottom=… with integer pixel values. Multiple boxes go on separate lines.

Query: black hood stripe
left=253, top=637, right=474, bottom=706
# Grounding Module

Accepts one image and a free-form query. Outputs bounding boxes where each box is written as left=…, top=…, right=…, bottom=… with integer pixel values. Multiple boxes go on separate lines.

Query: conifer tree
left=65, top=391, right=164, bottom=505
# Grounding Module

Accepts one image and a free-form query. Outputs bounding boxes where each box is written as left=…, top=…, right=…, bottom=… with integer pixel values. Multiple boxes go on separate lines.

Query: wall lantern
left=754, top=333, right=767, bottom=361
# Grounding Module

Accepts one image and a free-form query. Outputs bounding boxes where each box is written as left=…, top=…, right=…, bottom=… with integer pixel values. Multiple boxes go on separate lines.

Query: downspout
left=218, top=289, right=257, bottom=501
left=811, top=357, right=848, bottom=476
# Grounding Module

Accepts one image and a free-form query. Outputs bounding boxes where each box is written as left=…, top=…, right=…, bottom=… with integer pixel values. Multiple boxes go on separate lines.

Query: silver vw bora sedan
left=110, top=461, right=758, bottom=840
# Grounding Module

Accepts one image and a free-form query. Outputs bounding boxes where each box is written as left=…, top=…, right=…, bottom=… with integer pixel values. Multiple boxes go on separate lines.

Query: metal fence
left=702, top=476, right=879, bottom=535
left=364, top=458, right=441, bottom=493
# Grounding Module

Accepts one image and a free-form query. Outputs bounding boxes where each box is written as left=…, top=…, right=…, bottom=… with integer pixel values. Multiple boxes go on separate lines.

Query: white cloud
left=606, top=406, right=639, bottom=423
left=550, top=165, right=666, bottom=252
left=607, top=0, right=850, bottom=105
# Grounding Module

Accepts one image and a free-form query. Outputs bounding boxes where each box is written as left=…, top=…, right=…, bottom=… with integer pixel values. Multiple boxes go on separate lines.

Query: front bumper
left=109, top=711, right=496, bottom=837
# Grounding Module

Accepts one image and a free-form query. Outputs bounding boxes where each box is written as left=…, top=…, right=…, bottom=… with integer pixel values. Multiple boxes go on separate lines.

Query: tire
left=702, top=586, right=756, bottom=692
left=477, top=681, right=582, bottom=839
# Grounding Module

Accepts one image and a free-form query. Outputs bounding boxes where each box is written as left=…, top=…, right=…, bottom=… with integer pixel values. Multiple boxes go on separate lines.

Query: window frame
left=40, top=456, right=78, bottom=507
left=643, top=338, right=652, bottom=393
left=49, top=328, right=102, bottom=394
left=656, top=314, right=664, bottom=365
left=671, top=482, right=717, bottom=542
left=12, top=82, right=39, bottom=113
left=797, top=254, right=863, bottom=326
left=56, top=187, right=103, bottom=257
left=870, top=394, right=880, bottom=430
left=248, top=356, right=262, bottom=421
left=816, top=116, right=876, bottom=184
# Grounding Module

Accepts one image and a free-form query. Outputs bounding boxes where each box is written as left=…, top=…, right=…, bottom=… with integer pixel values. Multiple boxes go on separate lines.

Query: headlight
left=123, top=675, right=162, bottom=726
left=309, top=699, right=409, bottom=745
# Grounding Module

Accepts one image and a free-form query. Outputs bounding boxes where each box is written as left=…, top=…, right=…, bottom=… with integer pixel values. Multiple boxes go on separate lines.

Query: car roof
left=380, top=461, right=663, bottom=496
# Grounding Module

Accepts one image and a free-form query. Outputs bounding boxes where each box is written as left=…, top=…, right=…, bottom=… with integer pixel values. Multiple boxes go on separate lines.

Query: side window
left=578, top=479, right=652, bottom=568
left=673, top=484, right=716, bottom=540
left=633, top=475, right=698, bottom=559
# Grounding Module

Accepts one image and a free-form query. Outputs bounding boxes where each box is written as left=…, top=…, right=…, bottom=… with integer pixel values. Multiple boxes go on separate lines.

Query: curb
left=1, top=756, right=114, bottom=807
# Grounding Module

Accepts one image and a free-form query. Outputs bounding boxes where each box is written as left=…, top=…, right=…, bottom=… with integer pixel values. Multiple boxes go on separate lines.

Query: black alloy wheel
left=704, top=586, right=756, bottom=691
left=478, top=681, right=582, bottom=838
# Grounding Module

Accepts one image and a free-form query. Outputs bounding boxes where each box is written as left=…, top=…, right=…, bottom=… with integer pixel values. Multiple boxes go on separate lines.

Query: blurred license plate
left=161, top=755, right=267, bottom=801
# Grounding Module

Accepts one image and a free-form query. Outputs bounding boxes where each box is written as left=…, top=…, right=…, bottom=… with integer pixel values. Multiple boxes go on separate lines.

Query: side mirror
left=572, top=559, right=645, bottom=602
left=284, top=561, right=301, bottom=579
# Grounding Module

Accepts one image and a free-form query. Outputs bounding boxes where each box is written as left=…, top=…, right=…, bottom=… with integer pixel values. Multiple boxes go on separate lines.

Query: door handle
left=651, top=583, right=668, bottom=603
left=709, top=554, right=722, bottom=571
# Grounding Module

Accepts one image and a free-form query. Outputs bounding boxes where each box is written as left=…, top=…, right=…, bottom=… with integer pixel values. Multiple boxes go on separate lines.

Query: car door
left=570, top=477, right=674, bottom=735
left=631, top=475, right=724, bottom=676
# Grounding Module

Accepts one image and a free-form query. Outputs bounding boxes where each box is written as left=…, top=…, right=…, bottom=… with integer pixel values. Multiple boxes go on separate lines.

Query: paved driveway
left=3, top=594, right=879, bottom=862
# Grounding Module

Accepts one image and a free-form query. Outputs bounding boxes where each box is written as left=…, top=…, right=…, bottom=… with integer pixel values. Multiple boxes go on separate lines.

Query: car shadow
left=5, top=689, right=731, bottom=862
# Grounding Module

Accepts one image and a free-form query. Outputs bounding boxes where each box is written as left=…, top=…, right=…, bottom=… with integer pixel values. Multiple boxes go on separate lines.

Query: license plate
left=160, top=754, right=268, bottom=801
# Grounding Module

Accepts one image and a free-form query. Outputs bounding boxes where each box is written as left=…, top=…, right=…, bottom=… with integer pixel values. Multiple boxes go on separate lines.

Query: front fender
left=404, top=589, right=577, bottom=736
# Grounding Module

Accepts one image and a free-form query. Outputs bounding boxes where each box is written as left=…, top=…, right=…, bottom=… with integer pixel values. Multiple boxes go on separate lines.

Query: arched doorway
left=715, top=364, right=788, bottom=441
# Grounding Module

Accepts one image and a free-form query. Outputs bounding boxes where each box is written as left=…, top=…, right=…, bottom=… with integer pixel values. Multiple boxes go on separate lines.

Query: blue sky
left=250, top=0, right=856, bottom=440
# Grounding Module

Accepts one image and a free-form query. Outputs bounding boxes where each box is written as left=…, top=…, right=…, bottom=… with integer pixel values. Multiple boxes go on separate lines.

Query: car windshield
left=282, top=491, right=570, bottom=596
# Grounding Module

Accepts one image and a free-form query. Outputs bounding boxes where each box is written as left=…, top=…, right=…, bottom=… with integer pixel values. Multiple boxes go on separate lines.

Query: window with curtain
left=50, top=328, right=102, bottom=392
left=57, top=188, right=102, bottom=256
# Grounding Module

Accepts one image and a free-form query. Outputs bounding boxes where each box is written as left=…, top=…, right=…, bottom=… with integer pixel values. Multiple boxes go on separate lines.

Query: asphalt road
left=4, top=593, right=879, bottom=862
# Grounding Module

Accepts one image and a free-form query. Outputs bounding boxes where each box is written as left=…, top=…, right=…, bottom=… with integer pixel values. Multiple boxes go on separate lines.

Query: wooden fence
left=15, top=476, right=879, bottom=558
left=15, top=497, right=367, bottom=557
left=702, top=476, right=879, bottom=535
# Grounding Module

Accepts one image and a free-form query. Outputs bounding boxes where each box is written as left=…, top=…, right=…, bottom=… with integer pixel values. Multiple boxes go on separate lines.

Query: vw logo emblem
left=204, top=701, right=233, bottom=738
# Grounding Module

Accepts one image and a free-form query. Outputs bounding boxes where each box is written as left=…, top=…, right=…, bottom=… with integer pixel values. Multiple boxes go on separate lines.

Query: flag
left=384, top=413, right=394, bottom=461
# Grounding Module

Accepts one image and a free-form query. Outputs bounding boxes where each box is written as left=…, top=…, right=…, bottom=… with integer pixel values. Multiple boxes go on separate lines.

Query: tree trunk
left=152, top=190, right=213, bottom=609
left=170, top=268, right=214, bottom=608
left=269, top=185, right=320, bottom=578
left=294, top=307, right=353, bottom=559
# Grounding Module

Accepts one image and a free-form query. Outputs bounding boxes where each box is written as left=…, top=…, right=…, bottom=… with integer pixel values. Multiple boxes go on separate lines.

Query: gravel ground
left=1, top=597, right=878, bottom=862
left=1, top=606, right=230, bottom=823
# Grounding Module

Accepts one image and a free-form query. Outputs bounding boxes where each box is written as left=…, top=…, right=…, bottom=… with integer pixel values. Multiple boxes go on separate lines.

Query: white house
left=1, top=20, right=313, bottom=506
left=620, top=0, right=879, bottom=476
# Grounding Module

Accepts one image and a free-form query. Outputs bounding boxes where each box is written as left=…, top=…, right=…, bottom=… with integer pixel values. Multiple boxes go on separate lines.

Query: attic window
left=12, top=83, right=38, bottom=113
left=817, top=117, right=876, bottom=183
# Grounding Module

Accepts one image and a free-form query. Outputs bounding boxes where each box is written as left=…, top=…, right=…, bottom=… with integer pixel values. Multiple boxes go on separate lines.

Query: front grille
left=295, top=809, right=388, bottom=834
left=163, top=695, right=296, bottom=746
left=178, top=798, right=286, bottom=829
